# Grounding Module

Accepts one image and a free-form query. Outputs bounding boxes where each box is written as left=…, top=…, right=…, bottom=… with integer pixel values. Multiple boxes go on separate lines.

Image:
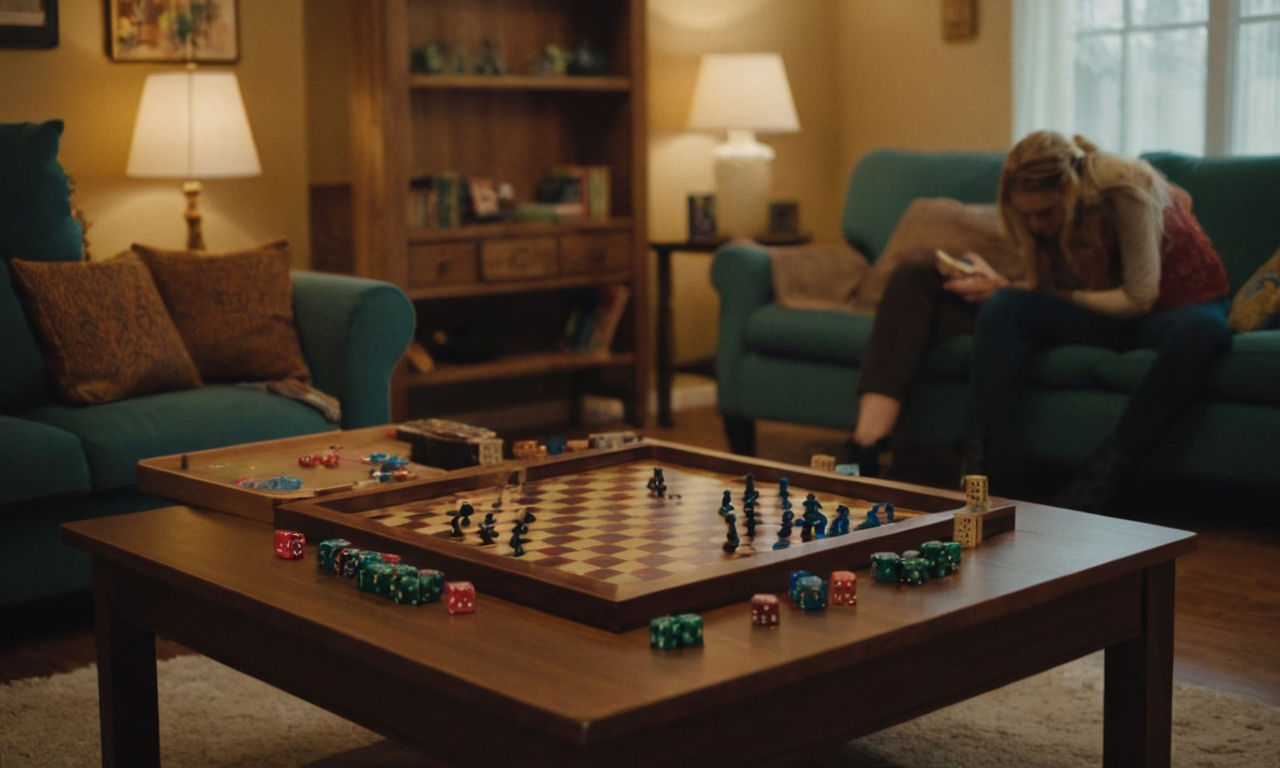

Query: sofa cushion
left=0, top=121, right=84, bottom=264
left=0, top=415, right=91, bottom=505
left=745, top=305, right=873, bottom=364
left=1143, top=152, right=1280, bottom=293
left=22, top=384, right=332, bottom=492
left=1227, top=247, right=1280, bottom=333
left=1209, top=331, right=1280, bottom=405
left=841, top=150, right=1005, bottom=262
left=0, top=260, right=52, bottom=412
left=10, top=254, right=203, bottom=404
left=0, top=120, right=83, bottom=412
left=134, top=240, right=312, bottom=382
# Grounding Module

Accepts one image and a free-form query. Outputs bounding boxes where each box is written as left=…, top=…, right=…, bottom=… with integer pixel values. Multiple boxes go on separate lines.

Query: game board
left=137, top=426, right=445, bottom=523
left=277, top=440, right=1016, bottom=631
left=361, top=460, right=922, bottom=585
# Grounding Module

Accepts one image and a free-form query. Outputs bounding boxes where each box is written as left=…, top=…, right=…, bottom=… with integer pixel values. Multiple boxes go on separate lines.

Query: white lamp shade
left=687, top=53, right=800, bottom=133
left=127, top=70, right=261, bottom=179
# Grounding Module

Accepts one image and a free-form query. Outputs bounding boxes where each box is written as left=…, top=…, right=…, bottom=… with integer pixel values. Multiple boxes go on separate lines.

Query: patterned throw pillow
left=133, top=240, right=311, bottom=382
left=9, top=254, right=202, bottom=405
left=1228, top=248, right=1280, bottom=333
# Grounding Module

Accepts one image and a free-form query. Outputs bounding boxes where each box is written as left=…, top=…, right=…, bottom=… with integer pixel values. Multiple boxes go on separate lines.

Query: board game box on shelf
left=276, top=439, right=1015, bottom=631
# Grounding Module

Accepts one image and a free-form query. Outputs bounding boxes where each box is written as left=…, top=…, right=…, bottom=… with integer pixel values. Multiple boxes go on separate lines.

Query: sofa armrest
left=291, top=271, right=415, bottom=428
left=710, top=242, right=774, bottom=415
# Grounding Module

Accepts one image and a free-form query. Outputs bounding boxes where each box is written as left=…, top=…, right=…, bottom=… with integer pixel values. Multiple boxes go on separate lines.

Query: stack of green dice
left=871, top=540, right=963, bottom=588
left=317, top=538, right=446, bottom=607
left=649, top=613, right=704, bottom=650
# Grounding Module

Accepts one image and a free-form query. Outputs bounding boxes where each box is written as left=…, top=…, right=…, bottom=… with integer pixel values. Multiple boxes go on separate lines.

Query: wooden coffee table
left=63, top=460, right=1193, bottom=767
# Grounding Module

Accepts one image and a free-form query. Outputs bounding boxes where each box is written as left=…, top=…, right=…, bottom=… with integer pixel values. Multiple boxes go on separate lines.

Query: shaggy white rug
left=1, top=652, right=1276, bottom=767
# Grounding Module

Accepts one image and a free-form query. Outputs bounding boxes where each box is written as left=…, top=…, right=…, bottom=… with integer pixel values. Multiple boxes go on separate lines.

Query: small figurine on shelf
left=474, top=38, right=506, bottom=75
left=567, top=42, right=608, bottom=76
left=411, top=40, right=448, bottom=74
left=532, top=44, right=569, bottom=75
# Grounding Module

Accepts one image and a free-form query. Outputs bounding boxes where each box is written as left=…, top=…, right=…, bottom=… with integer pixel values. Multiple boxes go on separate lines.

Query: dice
left=273, top=529, right=305, bottom=560
left=316, top=538, right=351, bottom=572
left=830, top=570, right=857, bottom=606
left=650, top=613, right=703, bottom=649
left=751, top=593, right=780, bottom=626
left=445, top=580, right=476, bottom=614
left=418, top=569, right=445, bottom=603
left=788, top=570, right=814, bottom=604
left=795, top=575, right=828, bottom=611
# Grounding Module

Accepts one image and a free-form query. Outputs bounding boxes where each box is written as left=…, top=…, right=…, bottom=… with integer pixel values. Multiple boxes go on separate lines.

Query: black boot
left=1055, top=446, right=1129, bottom=513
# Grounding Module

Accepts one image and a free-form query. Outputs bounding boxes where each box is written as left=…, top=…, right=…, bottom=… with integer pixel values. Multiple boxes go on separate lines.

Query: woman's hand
left=940, top=251, right=1010, bottom=303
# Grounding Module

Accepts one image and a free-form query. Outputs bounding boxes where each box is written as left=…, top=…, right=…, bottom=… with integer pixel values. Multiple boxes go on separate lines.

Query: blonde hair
left=998, top=131, right=1168, bottom=290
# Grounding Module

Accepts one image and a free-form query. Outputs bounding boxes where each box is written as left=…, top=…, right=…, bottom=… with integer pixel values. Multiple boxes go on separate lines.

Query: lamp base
left=183, top=180, right=205, bottom=251
left=712, top=130, right=774, bottom=238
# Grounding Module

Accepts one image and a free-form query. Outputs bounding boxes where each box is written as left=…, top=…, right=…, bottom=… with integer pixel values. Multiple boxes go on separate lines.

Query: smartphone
left=935, top=249, right=977, bottom=277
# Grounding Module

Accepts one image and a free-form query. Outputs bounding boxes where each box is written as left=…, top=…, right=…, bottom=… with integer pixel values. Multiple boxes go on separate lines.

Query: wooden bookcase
left=348, top=0, right=649, bottom=425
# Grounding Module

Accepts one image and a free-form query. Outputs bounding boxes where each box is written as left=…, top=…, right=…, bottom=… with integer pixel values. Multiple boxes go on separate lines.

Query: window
left=1014, top=0, right=1280, bottom=156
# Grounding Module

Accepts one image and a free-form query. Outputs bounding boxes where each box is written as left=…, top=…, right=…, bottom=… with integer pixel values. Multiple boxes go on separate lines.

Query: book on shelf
left=540, top=164, right=610, bottom=219
left=557, top=284, right=629, bottom=354
left=584, top=283, right=630, bottom=353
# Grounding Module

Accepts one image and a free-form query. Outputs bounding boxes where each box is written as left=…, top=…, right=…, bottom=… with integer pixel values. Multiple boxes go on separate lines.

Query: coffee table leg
left=93, top=560, right=160, bottom=768
left=1103, top=560, right=1175, bottom=767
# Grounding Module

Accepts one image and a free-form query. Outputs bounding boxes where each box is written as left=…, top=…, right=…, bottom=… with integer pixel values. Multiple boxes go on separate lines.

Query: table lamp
left=688, top=53, right=800, bottom=238
left=126, top=66, right=261, bottom=250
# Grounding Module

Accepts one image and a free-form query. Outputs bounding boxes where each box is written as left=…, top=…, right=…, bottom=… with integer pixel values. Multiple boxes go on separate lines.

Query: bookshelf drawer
left=481, top=237, right=560, bottom=281
left=560, top=231, right=631, bottom=275
left=408, top=242, right=479, bottom=288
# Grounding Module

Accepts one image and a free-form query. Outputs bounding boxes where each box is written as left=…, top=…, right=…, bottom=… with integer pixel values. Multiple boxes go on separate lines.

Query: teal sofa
left=712, top=149, right=1280, bottom=491
left=1, top=121, right=415, bottom=607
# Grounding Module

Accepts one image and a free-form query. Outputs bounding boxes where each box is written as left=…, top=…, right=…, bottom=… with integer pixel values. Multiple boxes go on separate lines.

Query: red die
left=379, top=552, right=402, bottom=565
left=445, top=581, right=476, bottom=615
left=273, top=529, right=306, bottom=560
left=297, top=454, right=318, bottom=468
left=751, top=593, right=780, bottom=626
left=830, top=570, right=857, bottom=606
left=319, top=452, right=340, bottom=467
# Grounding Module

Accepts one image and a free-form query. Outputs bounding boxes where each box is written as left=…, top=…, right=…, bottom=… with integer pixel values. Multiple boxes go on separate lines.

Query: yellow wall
left=649, top=0, right=1015, bottom=365
left=0, top=0, right=309, bottom=262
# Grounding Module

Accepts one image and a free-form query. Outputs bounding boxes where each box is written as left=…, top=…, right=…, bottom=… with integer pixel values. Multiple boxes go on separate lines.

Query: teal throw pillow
left=0, top=120, right=84, bottom=263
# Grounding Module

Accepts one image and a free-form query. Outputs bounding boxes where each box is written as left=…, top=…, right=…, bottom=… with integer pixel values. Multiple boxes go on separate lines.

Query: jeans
left=969, top=288, right=1231, bottom=464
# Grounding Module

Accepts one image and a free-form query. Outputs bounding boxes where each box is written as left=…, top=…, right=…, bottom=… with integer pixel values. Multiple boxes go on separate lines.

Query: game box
left=137, top=426, right=446, bottom=523
left=276, top=440, right=1015, bottom=631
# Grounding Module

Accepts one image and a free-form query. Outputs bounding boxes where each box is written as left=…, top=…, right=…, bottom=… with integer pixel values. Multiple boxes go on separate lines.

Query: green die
left=417, top=568, right=445, bottom=603
left=943, top=541, right=962, bottom=571
left=900, top=556, right=928, bottom=586
left=357, top=562, right=393, bottom=593
left=393, top=573, right=422, bottom=605
left=870, top=552, right=901, bottom=584
left=650, top=616, right=680, bottom=650
left=796, top=575, right=827, bottom=611
left=317, top=538, right=352, bottom=573
left=672, top=613, right=703, bottom=647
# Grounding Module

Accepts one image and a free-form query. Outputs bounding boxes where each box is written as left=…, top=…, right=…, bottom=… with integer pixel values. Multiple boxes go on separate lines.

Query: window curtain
left=1012, top=0, right=1077, bottom=140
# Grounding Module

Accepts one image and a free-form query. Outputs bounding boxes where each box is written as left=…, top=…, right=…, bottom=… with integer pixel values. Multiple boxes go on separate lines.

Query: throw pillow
left=1228, top=248, right=1280, bottom=333
left=770, top=244, right=872, bottom=312
left=133, top=239, right=311, bottom=382
left=9, top=254, right=203, bottom=405
left=0, top=120, right=84, bottom=263
left=853, top=198, right=1023, bottom=310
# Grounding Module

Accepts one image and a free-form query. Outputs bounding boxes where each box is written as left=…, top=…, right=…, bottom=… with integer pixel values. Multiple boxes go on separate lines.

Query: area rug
left=1, top=652, right=1276, bottom=767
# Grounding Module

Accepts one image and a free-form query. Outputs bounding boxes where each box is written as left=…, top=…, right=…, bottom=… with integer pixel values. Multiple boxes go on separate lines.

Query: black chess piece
left=448, top=514, right=464, bottom=538
left=458, top=501, right=474, bottom=526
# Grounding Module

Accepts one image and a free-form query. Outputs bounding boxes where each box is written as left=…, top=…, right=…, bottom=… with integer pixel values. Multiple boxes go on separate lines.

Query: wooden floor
left=3, top=405, right=1277, bottom=711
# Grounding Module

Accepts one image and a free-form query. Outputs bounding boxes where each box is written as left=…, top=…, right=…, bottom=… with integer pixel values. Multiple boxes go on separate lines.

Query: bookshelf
left=348, top=0, right=649, bottom=425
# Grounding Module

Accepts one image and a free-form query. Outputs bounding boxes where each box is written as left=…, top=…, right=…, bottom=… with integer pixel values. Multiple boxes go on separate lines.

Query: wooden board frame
left=277, top=440, right=1015, bottom=631
left=136, top=426, right=450, bottom=524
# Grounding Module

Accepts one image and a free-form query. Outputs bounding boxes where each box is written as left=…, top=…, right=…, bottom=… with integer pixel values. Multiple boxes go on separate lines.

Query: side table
left=649, top=239, right=726, bottom=426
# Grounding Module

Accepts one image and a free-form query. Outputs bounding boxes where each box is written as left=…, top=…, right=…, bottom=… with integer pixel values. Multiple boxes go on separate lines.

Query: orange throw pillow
left=133, top=240, right=311, bottom=382
left=9, top=254, right=202, bottom=404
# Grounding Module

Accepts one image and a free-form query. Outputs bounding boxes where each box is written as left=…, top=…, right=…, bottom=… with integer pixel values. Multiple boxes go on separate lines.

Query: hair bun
left=1071, top=134, right=1099, bottom=155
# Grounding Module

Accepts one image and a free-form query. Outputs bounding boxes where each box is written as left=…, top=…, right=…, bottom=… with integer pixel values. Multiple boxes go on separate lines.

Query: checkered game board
left=358, top=460, right=919, bottom=585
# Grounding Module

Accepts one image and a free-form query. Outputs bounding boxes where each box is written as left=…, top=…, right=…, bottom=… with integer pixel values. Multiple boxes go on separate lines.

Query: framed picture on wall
left=0, top=0, right=58, bottom=48
left=108, top=0, right=239, bottom=62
